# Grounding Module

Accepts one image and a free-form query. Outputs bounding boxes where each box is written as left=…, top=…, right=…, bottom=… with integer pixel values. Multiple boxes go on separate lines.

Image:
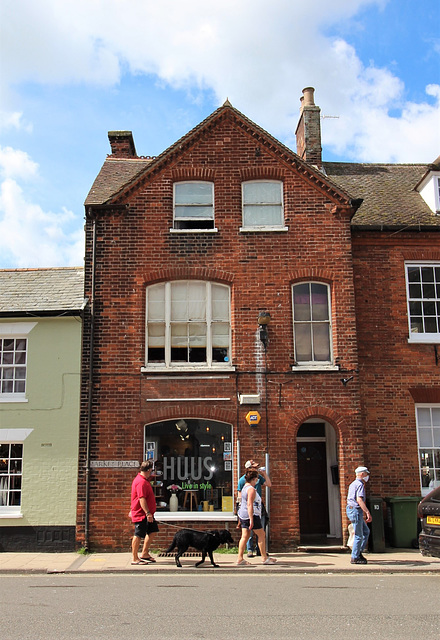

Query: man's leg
left=347, top=507, right=363, bottom=560
left=361, top=518, right=370, bottom=553
left=132, top=535, right=141, bottom=562
left=246, top=530, right=255, bottom=555
left=141, top=531, right=156, bottom=558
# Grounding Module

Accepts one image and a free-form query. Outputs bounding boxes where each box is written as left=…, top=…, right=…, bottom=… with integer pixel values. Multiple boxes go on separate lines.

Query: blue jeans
left=247, top=512, right=266, bottom=553
left=346, top=506, right=369, bottom=558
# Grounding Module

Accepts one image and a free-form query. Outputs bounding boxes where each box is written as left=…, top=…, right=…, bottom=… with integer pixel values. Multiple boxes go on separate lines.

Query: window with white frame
left=242, top=180, right=284, bottom=228
left=173, top=182, right=214, bottom=230
left=0, top=443, right=23, bottom=511
left=146, top=281, right=231, bottom=368
left=292, top=282, right=332, bottom=364
left=417, top=406, right=440, bottom=496
left=406, top=263, right=440, bottom=342
left=0, top=337, right=27, bottom=397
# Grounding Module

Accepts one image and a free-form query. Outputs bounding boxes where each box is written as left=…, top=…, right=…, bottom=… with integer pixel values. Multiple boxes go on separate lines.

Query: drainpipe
left=84, top=208, right=97, bottom=551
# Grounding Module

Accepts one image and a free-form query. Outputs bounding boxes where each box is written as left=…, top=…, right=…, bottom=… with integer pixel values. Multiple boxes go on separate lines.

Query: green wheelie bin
left=385, top=496, right=420, bottom=548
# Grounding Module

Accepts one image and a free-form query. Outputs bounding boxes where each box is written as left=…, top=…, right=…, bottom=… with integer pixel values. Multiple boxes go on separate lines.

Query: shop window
left=417, top=406, right=440, bottom=496
left=406, top=263, right=440, bottom=342
left=292, top=282, right=332, bottom=365
left=145, top=281, right=231, bottom=369
left=144, top=419, right=233, bottom=514
left=0, top=443, right=23, bottom=513
left=173, top=182, right=215, bottom=230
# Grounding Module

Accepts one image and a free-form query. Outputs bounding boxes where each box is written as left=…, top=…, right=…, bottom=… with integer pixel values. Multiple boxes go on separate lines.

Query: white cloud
left=2, top=0, right=439, bottom=163
left=0, top=146, right=38, bottom=180
left=0, top=176, right=84, bottom=268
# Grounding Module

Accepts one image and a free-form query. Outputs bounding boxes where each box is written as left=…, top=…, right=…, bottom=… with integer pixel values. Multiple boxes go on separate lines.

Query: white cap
left=355, top=466, right=369, bottom=474
left=245, top=460, right=259, bottom=469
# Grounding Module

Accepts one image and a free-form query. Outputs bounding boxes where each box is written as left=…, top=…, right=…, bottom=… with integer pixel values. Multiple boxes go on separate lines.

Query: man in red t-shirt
left=130, top=460, right=159, bottom=564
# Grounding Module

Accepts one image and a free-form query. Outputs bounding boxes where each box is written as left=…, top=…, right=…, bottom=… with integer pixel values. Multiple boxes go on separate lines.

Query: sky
left=0, top=0, right=439, bottom=269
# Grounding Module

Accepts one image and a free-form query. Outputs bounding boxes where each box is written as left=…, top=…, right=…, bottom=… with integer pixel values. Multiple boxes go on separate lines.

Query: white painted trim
left=0, top=428, right=33, bottom=442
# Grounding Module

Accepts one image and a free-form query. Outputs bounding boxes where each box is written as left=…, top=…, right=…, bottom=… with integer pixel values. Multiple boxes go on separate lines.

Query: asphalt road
left=1, top=573, right=439, bottom=640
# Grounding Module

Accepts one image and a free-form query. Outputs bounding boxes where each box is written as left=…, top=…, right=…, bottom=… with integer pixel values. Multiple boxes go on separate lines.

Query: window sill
left=239, top=226, right=288, bottom=233
left=408, top=335, right=440, bottom=344
left=291, top=364, right=340, bottom=372
left=169, top=228, right=218, bottom=233
left=0, top=396, right=28, bottom=403
left=155, top=512, right=236, bottom=521
left=0, top=510, right=23, bottom=519
left=141, top=365, right=235, bottom=373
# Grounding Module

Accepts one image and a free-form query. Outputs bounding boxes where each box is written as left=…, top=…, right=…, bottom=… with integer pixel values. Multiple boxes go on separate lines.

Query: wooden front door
left=297, top=441, right=330, bottom=535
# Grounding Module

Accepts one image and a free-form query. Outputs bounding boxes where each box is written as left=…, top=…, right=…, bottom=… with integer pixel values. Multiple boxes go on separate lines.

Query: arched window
left=146, top=281, right=231, bottom=368
left=292, top=282, right=332, bottom=364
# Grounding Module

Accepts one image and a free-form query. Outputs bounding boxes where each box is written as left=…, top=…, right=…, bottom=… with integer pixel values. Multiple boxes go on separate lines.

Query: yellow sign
left=246, top=411, right=261, bottom=425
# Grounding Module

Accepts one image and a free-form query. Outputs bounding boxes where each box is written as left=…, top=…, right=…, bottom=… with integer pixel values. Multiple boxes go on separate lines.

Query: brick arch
left=401, top=249, right=440, bottom=261
left=239, top=167, right=285, bottom=181
left=143, top=403, right=236, bottom=426
left=289, top=405, right=349, bottom=440
left=141, top=266, right=235, bottom=286
left=289, top=268, right=334, bottom=285
left=171, top=167, right=216, bottom=181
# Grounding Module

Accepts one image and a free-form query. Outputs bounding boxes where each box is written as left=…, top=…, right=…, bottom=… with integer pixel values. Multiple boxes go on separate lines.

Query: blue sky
left=0, top=0, right=439, bottom=268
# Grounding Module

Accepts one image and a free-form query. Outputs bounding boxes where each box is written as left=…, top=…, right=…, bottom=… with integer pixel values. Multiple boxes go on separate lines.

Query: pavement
left=1, top=548, right=440, bottom=574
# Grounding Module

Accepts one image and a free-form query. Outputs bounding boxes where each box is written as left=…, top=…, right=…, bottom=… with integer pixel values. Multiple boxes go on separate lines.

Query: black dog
left=166, top=528, right=234, bottom=567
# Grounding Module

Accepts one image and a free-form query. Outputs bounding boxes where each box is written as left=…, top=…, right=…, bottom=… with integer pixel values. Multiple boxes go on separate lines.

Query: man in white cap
left=236, top=459, right=271, bottom=557
left=346, top=466, right=372, bottom=564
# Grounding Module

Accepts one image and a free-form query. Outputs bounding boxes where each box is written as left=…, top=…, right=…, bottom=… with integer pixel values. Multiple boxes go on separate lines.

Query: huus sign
left=163, top=456, right=214, bottom=481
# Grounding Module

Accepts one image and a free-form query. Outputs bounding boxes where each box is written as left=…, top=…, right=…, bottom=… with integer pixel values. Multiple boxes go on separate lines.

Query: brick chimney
left=295, top=87, right=322, bottom=168
left=108, top=131, right=137, bottom=157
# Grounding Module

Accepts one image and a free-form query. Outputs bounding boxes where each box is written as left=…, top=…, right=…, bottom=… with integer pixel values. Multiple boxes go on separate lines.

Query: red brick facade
left=78, top=95, right=440, bottom=551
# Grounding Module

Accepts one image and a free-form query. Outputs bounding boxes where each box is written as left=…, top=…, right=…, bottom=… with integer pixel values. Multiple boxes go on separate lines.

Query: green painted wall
left=0, top=317, right=81, bottom=526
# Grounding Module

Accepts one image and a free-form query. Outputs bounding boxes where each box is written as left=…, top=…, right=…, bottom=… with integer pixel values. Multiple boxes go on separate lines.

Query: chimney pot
left=302, top=87, right=315, bottom=106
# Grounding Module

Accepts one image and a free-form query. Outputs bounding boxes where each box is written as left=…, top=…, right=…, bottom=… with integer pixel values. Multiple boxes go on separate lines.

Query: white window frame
left=240, top=180, right=287, bottom=232
left=0, top=429, right=32, bottom=518
left=405, top=262, right=440, bottom=343
left=143, top=281, right=233, bottom=371
left=291, top=282, right=336, bottom=370
left=172, top=181, right=216, bottom=231
left=0, top=322, right=37, bottom=403
left=416, top=404, right=440, bottom=496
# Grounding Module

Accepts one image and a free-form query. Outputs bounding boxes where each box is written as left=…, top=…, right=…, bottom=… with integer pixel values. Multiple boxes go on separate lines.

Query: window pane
left=148, top=285, right=165, bottom=321
left=295, top=324, right=312, bottom=361
left=311, top=283, right=329, bottom=320
left=175, top=205, right=213, bottom=219
left=421, top=267, right=434, bottom=283
left=432, top=408, right=440, bottom=426
left=243, top=205, right=282, bottom=226
left=312, top=323, right=331, bottom=361
left=433, top=429, right=440, bottom=447
left=293, top=283, right=311, bottom=321
left=407, top=266, right=420, bottom=283
left=417, top=407, right=431, bottom=427
left=419, top=428, right=433, bottom=447
left=0, top=443, right=22, bottom=508
left=212, top=285, right=229, bottom=321
left=175, top=182, right=213, bottom=204
left=243, top=182, right=281, bottom=204
left=187, top=282, right=206, bottom=321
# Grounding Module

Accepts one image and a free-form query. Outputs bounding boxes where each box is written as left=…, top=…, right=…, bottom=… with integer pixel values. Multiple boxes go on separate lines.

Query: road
left=1, top=573, right=439, bottom=639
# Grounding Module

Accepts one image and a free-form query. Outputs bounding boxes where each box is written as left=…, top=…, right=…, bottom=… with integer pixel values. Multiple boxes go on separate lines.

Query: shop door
left=297, top=441, right=330, bottom=535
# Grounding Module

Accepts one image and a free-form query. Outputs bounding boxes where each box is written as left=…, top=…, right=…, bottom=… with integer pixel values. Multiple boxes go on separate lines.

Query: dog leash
left=155, top=520, right=218, bottom=537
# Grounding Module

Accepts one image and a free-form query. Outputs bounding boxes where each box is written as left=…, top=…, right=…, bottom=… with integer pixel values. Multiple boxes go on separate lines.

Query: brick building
left=78, top=87, right=440, bottom=551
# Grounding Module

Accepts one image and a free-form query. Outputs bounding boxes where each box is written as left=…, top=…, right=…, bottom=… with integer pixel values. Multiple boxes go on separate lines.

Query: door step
left=298, top=545, right=348, bottom=553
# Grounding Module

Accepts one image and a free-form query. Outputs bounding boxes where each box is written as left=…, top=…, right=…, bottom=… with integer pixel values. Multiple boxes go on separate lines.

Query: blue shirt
left=347, top=478, right=365, bottom=509
left=238, top=473, right=265, bottom=497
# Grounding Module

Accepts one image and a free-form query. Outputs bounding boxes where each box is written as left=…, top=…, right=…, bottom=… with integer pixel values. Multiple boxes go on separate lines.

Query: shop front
left=144, top=418, right=235, bottom=519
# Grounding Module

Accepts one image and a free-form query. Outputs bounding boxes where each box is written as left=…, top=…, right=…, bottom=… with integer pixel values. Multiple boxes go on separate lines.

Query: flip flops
left=262, top=557, right=277, bottom=565
left=140, top=556, right=156, bottom=563
left=131, top=560, right=148, bottom=565
left=236, top=560, right=252, bottom=566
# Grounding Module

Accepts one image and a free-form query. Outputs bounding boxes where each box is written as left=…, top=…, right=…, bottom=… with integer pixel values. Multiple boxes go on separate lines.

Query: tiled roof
left=85, top=157, right=152, bottom=206
left=0, top=267, right=85, bottom=315
left=324, top=162, right=439, bottom=229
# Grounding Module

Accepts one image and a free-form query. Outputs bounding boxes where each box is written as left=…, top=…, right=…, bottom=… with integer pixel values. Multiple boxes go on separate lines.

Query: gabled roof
left=0, top=267, right=85, bottom=317
left=324, top=163, right=440, bottom=230
left=85, top=102, right=352, bottom=209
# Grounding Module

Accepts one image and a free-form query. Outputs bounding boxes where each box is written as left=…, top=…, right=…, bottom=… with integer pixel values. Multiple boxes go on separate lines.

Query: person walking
left=130, top=460, right=159, bottom=564
left=237, top=459, right=271, bottom=557
left=346, top=466, right=372, bottom=564
left=236, top=468, right=276, bottom=565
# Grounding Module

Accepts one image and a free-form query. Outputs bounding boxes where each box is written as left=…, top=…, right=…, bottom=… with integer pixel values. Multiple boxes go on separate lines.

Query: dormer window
left=417, top=170, right=440, bottom=214
left=173, top=182, right=215, bottom=230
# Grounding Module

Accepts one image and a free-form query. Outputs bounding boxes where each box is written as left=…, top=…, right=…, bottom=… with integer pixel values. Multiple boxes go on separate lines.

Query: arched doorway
left=297, top=420, right=342, bottom=543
